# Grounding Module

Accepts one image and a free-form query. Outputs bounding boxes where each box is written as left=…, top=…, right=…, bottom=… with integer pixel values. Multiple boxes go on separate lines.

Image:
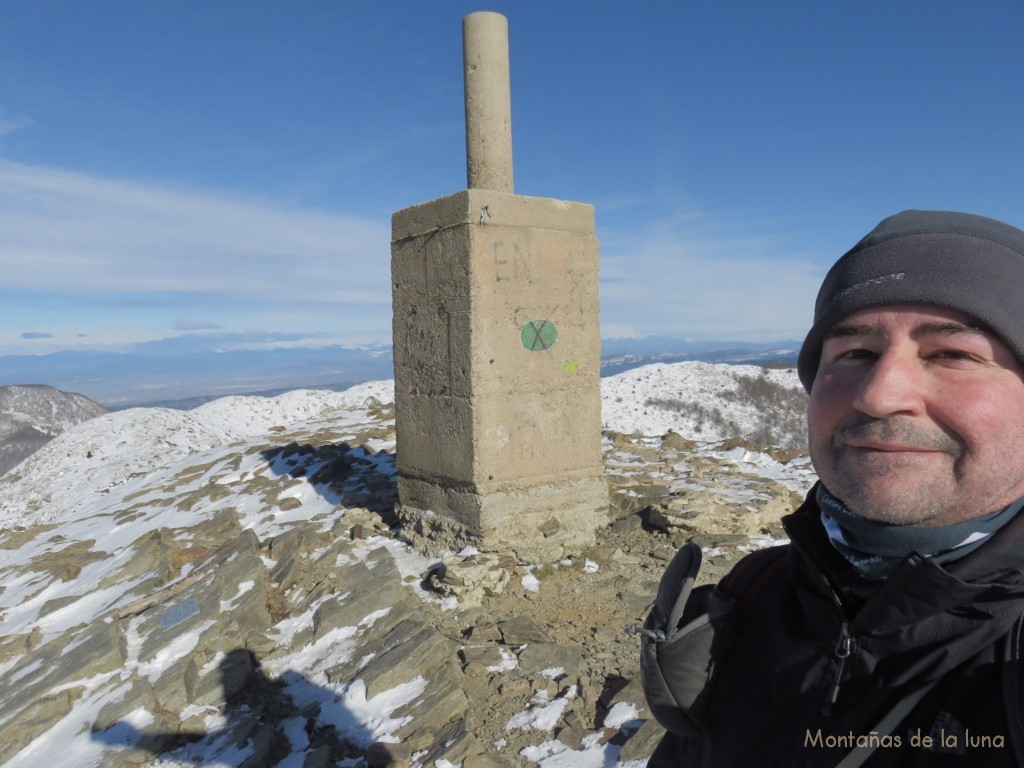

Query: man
left=642, top=210, right=1024, bottom=766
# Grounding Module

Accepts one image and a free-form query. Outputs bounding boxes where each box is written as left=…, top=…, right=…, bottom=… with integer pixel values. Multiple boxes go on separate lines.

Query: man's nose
left=851, top=350, right=924, bottom=417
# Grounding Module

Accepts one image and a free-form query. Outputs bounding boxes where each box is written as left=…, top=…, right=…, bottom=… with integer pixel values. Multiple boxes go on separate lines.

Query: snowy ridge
left=600, top=361, right=804, bottom=441
left=0, top=366, right=802, bottom=529
left=0, top=384, right=106, bottom=433
left=0, top=381, right=395, bottom=528
left=0, top=384, right=108, bottom=476
left=0, top=362, right=811, bottom=767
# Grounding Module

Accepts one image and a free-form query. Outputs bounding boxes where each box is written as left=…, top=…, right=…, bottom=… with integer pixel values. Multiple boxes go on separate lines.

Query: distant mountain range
left=599, top=337, right=799, bottom=377
left=0, top=337, right=799, bottom=410
left=0, top=384, right=107, bottom=475
left=0, top=344, right=394, bottom=409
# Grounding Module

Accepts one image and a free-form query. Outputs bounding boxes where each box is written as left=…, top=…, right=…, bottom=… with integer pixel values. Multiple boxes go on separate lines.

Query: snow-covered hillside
left=1, top=365, right=806, bottom=531
left=0, top=384, right=108, bottom=476
left=0, top=362, right=814, bottom=767
left=0, top=381, right=393, bottom=528
left=601, top=362, right=806, bottom=449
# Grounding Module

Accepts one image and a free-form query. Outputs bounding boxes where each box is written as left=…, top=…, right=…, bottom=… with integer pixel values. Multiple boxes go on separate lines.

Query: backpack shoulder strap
left=718, top=544, right=789, bottom=612
left=637, top=542, right=790, bottom=737
left=1003, top=612, right=1024, bottom=765
left=835, top=681, right=938, bottom=768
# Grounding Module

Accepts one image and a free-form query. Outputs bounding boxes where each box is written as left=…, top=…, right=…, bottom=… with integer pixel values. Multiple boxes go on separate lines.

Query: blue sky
left=3, top=0, right=1023, bottom=357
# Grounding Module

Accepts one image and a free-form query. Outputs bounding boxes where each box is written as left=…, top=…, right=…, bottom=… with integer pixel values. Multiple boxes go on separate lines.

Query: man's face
left=808, top=304, right=1024, bottom=526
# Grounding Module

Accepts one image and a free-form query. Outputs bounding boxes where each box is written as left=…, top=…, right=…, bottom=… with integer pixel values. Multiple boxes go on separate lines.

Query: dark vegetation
left=647, top=367, right=808, bottom=451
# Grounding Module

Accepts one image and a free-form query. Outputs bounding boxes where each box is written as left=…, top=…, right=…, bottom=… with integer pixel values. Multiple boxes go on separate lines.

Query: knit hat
left=797, top=210, right=1024, bottom=391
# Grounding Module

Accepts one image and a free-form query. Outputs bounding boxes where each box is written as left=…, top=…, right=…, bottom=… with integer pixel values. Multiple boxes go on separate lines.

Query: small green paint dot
left=520, top=320, right=557, bottom=351
left=563, top=360, right=579, bottom=374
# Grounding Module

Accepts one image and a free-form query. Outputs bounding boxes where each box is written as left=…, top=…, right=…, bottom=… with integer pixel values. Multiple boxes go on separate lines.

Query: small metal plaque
left=160, top=597, right=199, bottom=631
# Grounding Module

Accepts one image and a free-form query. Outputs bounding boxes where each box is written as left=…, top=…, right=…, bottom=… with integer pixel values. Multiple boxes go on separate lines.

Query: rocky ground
left=412, top=428, right=807, bottom=765
left=0, top=389, right=814, bottom=767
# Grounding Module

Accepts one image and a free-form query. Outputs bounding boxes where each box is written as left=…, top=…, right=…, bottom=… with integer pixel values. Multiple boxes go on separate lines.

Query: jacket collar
left=783, top=484, right=1024, bottom=683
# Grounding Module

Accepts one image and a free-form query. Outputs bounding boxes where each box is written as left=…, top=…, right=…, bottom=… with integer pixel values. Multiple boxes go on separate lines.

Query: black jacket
left=647, top=487, right=1024, bottom=767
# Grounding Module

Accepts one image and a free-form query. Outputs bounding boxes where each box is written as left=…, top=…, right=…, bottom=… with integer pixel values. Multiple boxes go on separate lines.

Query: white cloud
left=0, top=160, right=391, bottom=304
left=0, top=160, right=828, bottom=346
left=599, top=210, right=823, bottom=340
left=600, top=323, right=644, bottom=339
left=172, top=320, right=223, bottom=331
left=0, top=113, right=32, bottom=140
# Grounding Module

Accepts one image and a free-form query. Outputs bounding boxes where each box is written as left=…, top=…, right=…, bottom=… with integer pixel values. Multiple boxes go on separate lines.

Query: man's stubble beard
left=811, top=415, right=965, bottom=527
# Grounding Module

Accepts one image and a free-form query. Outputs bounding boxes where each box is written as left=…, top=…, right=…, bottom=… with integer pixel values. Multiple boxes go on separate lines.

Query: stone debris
left=431, top=551, right=513, bottom=607
left=0, top=398, right=815, bottom=767
left=497, top=616, right=551, bottom=645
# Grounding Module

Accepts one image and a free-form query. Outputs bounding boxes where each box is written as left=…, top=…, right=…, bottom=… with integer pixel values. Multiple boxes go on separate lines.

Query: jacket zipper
left=814, top=554, right=925, bottom=714
left=786, top=519, right=859, bottom=715
left=826, top=620, right=856, bottom=716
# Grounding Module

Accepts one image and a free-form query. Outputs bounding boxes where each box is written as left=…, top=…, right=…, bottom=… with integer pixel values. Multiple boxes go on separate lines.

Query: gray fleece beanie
left=798, top=210, right=1024, bottom=391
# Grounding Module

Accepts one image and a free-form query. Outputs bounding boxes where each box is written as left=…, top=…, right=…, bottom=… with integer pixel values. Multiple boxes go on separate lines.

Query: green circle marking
left=520, top=319, right=558, bottom=351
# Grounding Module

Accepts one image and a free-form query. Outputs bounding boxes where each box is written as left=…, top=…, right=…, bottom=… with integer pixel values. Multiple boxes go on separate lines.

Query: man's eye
left=835, top=348, right=876, bottom=361
left=931, top=349, right=977, bottom=362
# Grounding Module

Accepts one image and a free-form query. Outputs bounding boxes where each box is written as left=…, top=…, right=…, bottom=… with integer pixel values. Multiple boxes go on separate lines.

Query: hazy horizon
left=0, top=335, right=802, bottom=408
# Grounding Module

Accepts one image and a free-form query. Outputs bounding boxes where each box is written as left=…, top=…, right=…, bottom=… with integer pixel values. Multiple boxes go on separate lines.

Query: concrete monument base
left=397, top=474, right=609, bottom=562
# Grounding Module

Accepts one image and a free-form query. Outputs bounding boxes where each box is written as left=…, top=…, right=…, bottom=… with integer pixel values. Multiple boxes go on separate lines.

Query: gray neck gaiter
left=817, top=485, right=1024, bottom=579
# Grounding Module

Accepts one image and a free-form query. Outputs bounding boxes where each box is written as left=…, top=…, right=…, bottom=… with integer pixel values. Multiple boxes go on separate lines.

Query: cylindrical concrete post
left=463, top=12, right=514, bottom=192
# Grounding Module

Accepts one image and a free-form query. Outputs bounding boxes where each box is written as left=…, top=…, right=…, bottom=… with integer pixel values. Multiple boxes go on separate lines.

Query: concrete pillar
left=390, top=13, right=605, bottom=562
left=463, top=12, right=513, bottom=192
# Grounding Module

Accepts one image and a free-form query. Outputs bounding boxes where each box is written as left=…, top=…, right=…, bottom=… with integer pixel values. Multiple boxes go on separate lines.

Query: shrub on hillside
left=647, top=367, right=808, bottom=451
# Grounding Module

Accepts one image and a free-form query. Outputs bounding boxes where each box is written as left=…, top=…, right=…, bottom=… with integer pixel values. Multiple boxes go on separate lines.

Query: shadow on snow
left=90, top=648, right=406, bottom=766
left=259, top=440, right=399, bottom=527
